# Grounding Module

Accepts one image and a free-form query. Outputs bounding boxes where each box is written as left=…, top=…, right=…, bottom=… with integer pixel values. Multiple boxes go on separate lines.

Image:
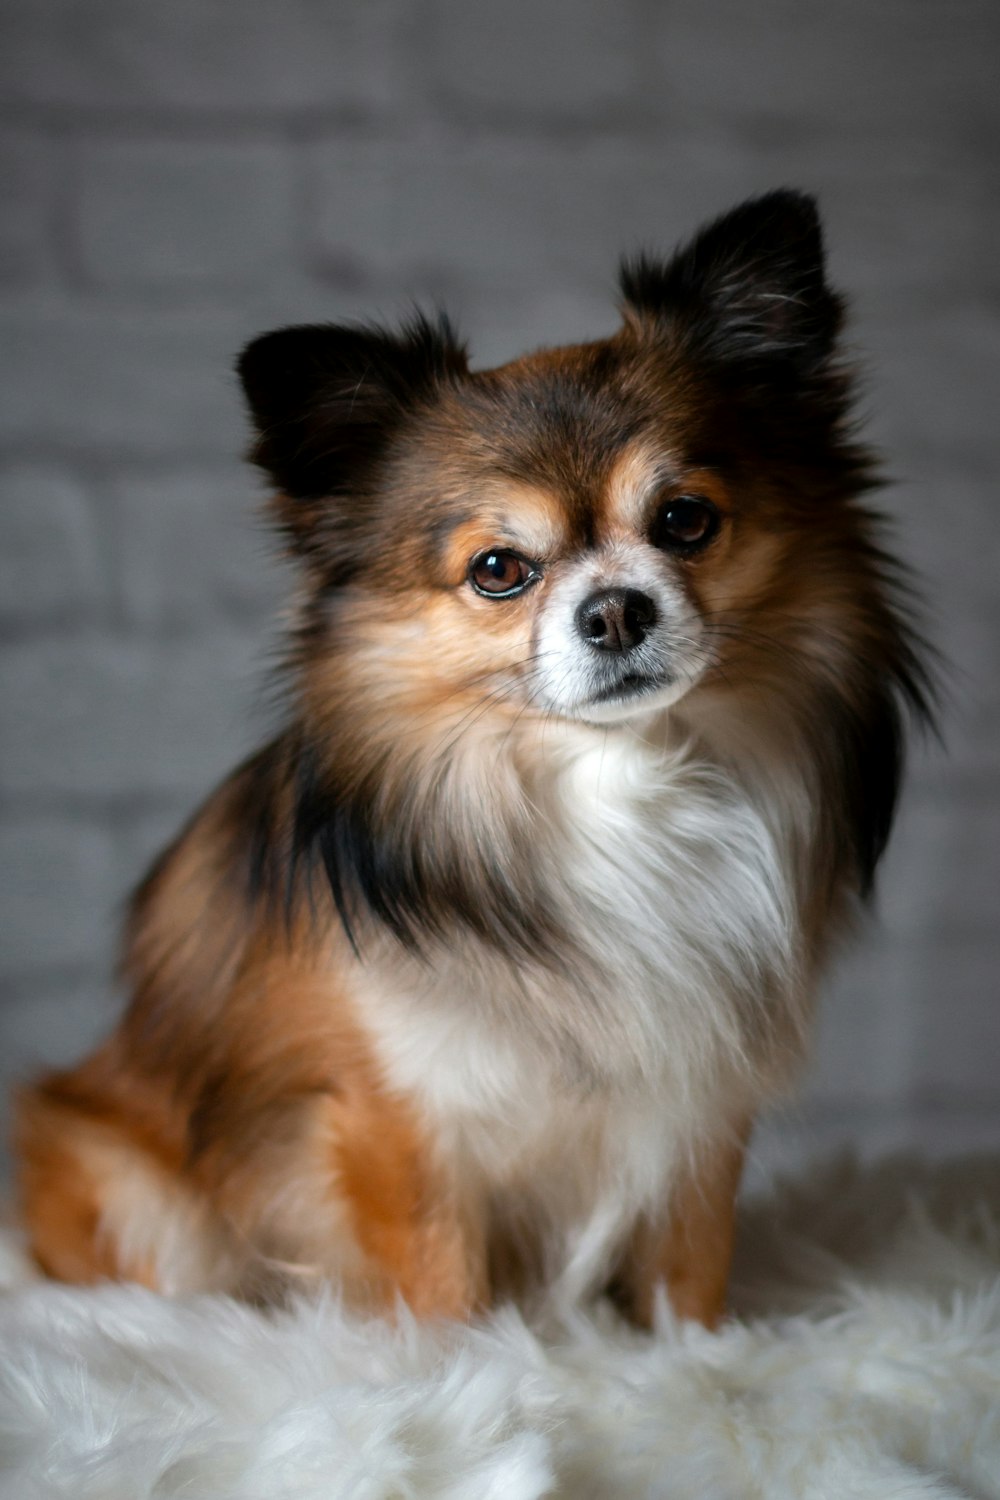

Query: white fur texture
left=363, top=720, right=800, bottom=1307
left=531, top=539, right=709, bottom=721
left=2, top=1153, right=998, bottom=1499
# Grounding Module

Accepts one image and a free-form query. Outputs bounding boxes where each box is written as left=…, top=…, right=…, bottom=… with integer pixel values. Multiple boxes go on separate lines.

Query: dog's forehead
left=429, top=342, right=685, bottom=545
left=473, top=344, right=647, bottom=484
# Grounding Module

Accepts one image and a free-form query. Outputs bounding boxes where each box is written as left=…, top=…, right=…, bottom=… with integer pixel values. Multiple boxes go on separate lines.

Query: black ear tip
left=235, top=314, right=470, bottom=502
left=238, top=328, right=279, bottom=377
left=708, top=187, right=825, bottom=259
left=237, top=316, right=468, bottom=421
left=751, top=187, right=824, bottom=249
left=238, top=324, right=302, bottom=376
left=618, top=188, right=840, bottom=368
left=618, top=187, right=829, bottom=296
left=237, top=323, right=333, bottom=391
left=753, top=187, right=821, bottom=222
left=236, top=330, right=267, bottom=394
left=236, top=325, right=323, bottom=428
left=618, top=188, right=827, bottom=303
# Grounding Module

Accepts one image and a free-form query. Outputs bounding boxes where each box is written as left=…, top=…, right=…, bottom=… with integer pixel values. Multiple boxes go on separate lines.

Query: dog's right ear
left=237, top=315, right=468, bottom=505
left=619, top=190, right=842, bottom=378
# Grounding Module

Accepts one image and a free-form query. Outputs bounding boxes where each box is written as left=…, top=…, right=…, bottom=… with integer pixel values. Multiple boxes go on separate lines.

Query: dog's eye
left=652, top=496, right=720, bottom=554
left=469, top=550, right=538, bottom=598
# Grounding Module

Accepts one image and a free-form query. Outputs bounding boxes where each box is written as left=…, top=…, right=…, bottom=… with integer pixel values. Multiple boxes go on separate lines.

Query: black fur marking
left=812, top=557, right=937, bottom=896
left=238, top=312, right=467, bottom=498
left=842, top=689, right=909, bottom=896
left=237, top=313, right=468, bottom=579
left=619, top=189, right=843, bottom=376
left=822, top=672, right=925, bottom=897
left=294, top=750, right=557, bottom=960
left=239, top=740, right=292, bottom=917
left=243, top=731, right=558, bottom=962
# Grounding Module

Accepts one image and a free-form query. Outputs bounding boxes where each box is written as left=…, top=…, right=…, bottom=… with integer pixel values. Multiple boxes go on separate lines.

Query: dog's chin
left=560, top=672, right=699, bottom=727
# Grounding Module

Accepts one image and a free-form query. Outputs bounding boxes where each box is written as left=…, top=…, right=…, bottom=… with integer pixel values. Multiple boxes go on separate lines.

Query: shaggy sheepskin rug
left=1, top=1154, right=999, bottom=1499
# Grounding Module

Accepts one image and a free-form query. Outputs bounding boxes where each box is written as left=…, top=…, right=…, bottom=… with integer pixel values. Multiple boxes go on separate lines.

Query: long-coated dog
left=14, top=190, right=931, bottom=1328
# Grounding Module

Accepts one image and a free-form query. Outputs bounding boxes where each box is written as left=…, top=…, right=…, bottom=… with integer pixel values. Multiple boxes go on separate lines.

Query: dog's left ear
left=237, top=313, right=468, bottom=503
left=619, top=189, right=843, bottom=375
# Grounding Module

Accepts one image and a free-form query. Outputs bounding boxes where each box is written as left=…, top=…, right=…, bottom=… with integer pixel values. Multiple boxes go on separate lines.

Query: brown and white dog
left=13, top=191, right=931, bottom=1328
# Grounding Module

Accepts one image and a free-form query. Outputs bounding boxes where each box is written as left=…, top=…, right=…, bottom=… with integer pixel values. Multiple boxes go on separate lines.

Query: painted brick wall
left=1, top=0, right=998, bottom=1186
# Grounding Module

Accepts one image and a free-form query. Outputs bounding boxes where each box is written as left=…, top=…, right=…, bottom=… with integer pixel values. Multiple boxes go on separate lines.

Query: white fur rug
left=1, top=1154, right=999, bottom=1499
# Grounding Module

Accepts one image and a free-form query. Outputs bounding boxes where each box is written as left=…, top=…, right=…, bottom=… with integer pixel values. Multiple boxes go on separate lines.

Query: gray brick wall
left=2, top=0, right=999, bottom=1186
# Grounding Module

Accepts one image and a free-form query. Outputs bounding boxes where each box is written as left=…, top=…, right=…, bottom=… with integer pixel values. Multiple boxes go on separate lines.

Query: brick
left=0, top=975, right=120, bottom=1187
left=0, top=976, right=116, bottom=1070
left=950, top=574, right=1000, bottom=676
left=106, top=465, right=287, bottom=629
left=0, top=0, right=998, bottom=1176
left=308, top=138, right=575, bottom=287
left=112, top=804, right=196, bottom=894
left=881, top=551, right=998, bottom=795
left=820, top=168, right=999, bottom=305
left=0, top=303, right=247, bottom=456
left=904, top=938, right=1000, bottom=1102
left=300, top=123, right=982, bottom=368
left=0, top=131, right=58, bottom=287
left=0, top=815, right=119, bottom=977
left=76, top=139, right=295, bottom=290
left=0, top=0, right=407, bottom=113
left=873, top=468, right=999, bottom=589
left=0, top=467, right=108, bottom=625
left=309, top=134, right=902, bottom=302
left=0, top=977, right=117, bottom=1136
left=807, top=792, right=1000, bottom=1106
left=931, top=607, right=1000, bottom=752
left=748, top=1105, right=1000, bottom=1190
left=943, top=691, right=1000, bottom=787
left=463, top=284, right=619, bottom=368
left=863, top=306, right=1000, bottom=470
left=684, top=152, right=999, bottom=306
left=649, top=0, right=1000, bottom=135
left=806, top=932, right=914, bottom=1108
left=876, top=792, right=1000, bottom=941
left=307, top=137, right=697, bottom=290
left=426, top=0, right=642, bottom=117
left=0, top=632, right=267, bottom=799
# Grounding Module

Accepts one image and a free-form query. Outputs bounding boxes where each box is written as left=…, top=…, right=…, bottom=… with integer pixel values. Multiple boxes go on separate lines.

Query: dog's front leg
left=616, top=1121, right=751, bottom=1330
left=327, top=1092, right=489, bottom=1321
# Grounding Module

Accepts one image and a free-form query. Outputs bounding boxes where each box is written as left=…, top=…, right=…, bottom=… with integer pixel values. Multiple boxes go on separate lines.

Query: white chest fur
left=356, top=717, right=804, bottom=1299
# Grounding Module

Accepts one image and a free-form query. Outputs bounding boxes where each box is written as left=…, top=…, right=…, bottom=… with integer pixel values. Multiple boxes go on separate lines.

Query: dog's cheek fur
left=271, top=580, right=562, bottom=956
left=690, top=502, right=929, bottom=901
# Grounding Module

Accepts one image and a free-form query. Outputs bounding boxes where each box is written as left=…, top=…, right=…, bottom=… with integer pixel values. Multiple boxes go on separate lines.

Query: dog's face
left=239, top=191, right=864, bottom=743
left=440, top=460, right=722, bottom=727
left=305, top=352, right=778, bottom=730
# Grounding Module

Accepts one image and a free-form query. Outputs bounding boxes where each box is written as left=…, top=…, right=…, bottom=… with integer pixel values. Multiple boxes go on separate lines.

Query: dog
left=13, top=190, right=932, bottom=1328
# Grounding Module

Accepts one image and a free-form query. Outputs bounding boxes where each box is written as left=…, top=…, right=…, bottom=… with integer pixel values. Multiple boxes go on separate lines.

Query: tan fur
left=14, top=1045, right=218, bottom=1291
left=16, top=880, right=485, bottom=1313
left=616, top=1124, right=750, bottom=1329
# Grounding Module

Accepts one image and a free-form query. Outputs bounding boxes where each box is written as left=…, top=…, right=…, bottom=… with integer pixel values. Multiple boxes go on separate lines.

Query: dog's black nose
left=576, top=589, right=657, bottom=653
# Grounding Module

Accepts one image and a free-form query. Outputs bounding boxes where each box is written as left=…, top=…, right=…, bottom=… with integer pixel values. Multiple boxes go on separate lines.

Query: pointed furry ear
left=619, top=190, right=843, bottom=374
left=237, top=313, right=468, bottom=503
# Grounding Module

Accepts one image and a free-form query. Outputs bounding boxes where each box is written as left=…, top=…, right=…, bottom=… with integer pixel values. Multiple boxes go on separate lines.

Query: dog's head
left=239, top=190, right=870, bottom=731
left=239, top=191, right=931, bottom=949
